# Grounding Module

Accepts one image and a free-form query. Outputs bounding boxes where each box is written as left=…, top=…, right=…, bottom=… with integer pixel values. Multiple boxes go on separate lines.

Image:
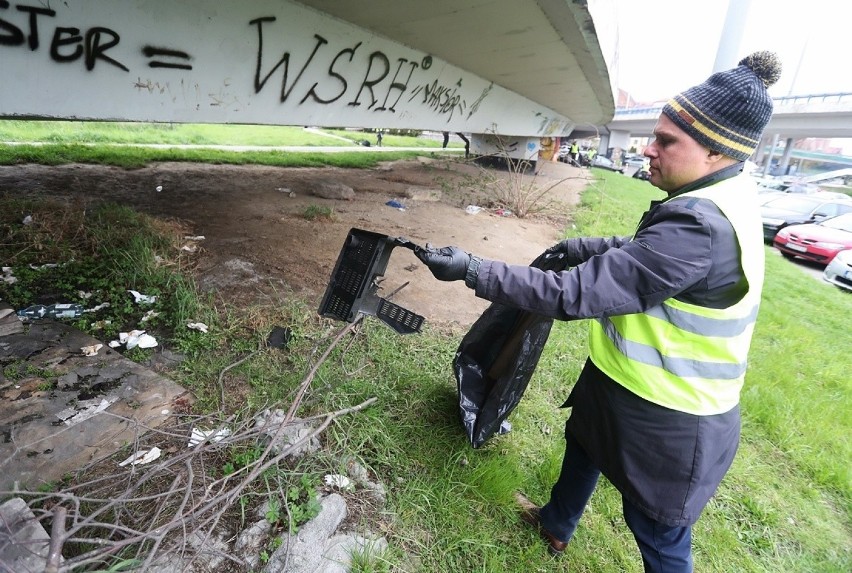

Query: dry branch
left=0, top=317, right=379, bottom=573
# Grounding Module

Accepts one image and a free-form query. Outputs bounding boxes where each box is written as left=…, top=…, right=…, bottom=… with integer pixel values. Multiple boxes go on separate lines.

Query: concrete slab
left=0, top=320, right=190, bottom=490
left=0, top=497, right=50, bottom=572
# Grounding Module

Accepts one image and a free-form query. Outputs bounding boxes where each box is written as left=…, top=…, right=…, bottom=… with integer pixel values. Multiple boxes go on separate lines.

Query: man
left=414, top=51, right=782, bottom=572
left=586, top=146, right=597, bottom=164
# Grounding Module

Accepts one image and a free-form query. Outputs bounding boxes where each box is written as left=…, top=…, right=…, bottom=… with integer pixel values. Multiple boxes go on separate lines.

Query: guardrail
left=613, top=92, right=852, bottom=118
left=773, top=92, right=852, bottom=107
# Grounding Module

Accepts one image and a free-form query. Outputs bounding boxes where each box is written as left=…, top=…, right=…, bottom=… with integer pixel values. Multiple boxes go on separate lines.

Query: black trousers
left=539, top=428, right=694, bottom=572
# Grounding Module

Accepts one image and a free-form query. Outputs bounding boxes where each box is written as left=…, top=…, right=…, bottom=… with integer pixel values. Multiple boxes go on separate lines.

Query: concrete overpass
left=596, top=92, right=852, bottom=174
left=0, top=0, right=620, bottom=159
left=605, top=93, right=852, bottom=139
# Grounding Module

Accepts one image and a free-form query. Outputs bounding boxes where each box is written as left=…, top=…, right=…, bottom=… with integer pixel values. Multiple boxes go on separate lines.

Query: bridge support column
left=762, top=134, right=780, bottom=177
left=470, top=133, right=540, bottom=168
left=753, top=134, right=769, bottom=165
left=778, top=137, right=795, bottom=175
left=600, top=130, right=631, bottom=162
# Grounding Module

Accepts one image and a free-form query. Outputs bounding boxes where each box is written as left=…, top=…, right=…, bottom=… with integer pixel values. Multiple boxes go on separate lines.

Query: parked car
left=773, top=212, right=852, bottom=265
left=623, top=154, right=645, bottom=168
left=758, top=191, right=787, bottom=205
left=760, top=195, right=852, bottom=242
left=590, top=155, right=625, bottom=174
left=823, top=248, right=852, bottom=291
left=810, top=190, right=852, bottom=201
left=754, top=175, right=820, bottom=195
left=633, top=167, right=651, bottom=181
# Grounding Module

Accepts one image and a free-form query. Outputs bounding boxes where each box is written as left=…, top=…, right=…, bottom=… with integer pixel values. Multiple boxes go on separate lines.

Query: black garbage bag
left=453, top=250, right=570, bottom=448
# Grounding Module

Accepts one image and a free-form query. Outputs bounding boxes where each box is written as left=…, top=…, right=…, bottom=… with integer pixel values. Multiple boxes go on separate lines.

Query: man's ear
left=707, top=149, right=735, bottom=166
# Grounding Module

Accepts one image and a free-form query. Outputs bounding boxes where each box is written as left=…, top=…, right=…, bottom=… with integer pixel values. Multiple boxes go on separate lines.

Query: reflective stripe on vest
left=588, top=173, right=765, bottom=415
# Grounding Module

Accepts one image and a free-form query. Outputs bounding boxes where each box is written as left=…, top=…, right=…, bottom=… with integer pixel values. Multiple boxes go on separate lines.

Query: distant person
left=414, top=52, right=782, bottom=572
left=569, top=140, right=579, bottom=162
left=442, top=131, right=450, bottom=148
left=456, top=132, right=470, bottom=158
left=376, top=129, right=383, bottom=146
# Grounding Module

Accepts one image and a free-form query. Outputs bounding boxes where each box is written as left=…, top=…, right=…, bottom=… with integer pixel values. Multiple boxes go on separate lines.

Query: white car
left=823, top=248, right=852, bottom=291
left=590, top=155, right=625, bottom=174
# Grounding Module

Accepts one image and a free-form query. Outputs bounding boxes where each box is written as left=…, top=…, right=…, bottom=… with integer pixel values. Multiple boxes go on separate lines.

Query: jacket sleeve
left=474, top=203, right=714, bottom=320
left=554, top=236, right=631, bottom=267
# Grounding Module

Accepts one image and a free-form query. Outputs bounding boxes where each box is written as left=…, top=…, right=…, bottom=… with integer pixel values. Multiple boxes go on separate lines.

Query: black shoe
left=515, top=493, right=567, bottom=556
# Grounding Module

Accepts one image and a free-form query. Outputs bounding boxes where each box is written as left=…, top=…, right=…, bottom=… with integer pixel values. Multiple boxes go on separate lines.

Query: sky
left=608, top=0, right=852, bottom=153
left=611, top=0, right=851, bottom=102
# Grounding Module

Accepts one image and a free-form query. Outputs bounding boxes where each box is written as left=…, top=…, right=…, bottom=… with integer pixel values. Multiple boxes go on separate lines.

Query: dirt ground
left=0, top=157, right=590, bottom=329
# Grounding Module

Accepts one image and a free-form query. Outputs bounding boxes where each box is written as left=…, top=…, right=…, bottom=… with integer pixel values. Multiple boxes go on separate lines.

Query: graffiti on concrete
left=250, top=16, right=458, bottom=120
left=143, top=46, right=192, bottom=70
left=408, top=78, right=466, bottom=123
left=467, top=84, right=493, bottom=120
left=0, top=1, right=572, bottom=135
left=0, top=2, right=478, bottom=121
left=1, top=1, right=130, bottom=71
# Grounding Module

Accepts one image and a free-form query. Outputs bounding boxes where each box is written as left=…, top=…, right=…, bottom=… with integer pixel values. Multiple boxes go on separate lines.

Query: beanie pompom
left=738, top=51, right=782, bottom=88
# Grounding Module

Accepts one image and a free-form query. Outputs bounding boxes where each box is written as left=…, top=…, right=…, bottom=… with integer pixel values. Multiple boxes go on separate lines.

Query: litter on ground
left=188, top=427, right=231, bottom=447
left=119, top=447, right=162, bottom=467
left=187, top=322, right=208, bottom=333
left=128, top=290, right=157, bottom=304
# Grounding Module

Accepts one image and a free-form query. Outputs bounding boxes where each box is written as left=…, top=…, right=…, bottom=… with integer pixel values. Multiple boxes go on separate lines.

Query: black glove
left=544, top=237, right=586, bottom=267
left=545, top=238, right=576, bottom=255
left=415, top=244, right=481, bottom=287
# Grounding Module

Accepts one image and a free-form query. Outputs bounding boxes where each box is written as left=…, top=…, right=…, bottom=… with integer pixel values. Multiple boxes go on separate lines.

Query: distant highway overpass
left=604, top=93, right=852, bottom=139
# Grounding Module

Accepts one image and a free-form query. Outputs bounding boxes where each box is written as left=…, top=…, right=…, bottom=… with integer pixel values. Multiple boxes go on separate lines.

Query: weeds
left=282, top=474, right=322, bottom=532
left=301, top=204, right=335, bottom=221
left=2, top=302, right=379, bottom=571
left=462, top=129, right=589, bottom=218
left=0, top=197, right=201, bottom=351
left=223, top=445, right=322, bottom=534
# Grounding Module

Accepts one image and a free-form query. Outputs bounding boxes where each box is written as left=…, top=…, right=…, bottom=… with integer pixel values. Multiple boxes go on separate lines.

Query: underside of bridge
left=0, top=0, right=619, bottom=143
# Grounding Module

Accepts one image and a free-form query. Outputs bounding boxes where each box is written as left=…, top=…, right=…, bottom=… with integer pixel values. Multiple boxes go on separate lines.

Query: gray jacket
left=474, top=188, right=746, bottom=317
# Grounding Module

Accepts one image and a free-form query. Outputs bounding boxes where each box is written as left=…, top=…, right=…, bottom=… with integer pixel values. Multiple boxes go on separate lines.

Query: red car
left=773, top=212, right=852, bottom=265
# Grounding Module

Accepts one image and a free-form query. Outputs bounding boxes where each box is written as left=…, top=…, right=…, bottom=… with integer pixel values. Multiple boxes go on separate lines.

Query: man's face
left=644, top=114, right=717, bottom=193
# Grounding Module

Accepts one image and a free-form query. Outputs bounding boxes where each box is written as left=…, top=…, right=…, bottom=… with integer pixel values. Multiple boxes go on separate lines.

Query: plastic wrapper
left=453, top=250, right=569, bottom=448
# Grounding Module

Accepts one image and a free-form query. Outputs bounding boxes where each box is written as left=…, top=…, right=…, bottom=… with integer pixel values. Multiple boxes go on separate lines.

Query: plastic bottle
left=16, top=303, right=84, bottom=320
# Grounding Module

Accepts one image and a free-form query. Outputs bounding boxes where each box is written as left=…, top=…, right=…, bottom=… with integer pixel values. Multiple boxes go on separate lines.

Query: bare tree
left=470, top=128, right=590, bottom=218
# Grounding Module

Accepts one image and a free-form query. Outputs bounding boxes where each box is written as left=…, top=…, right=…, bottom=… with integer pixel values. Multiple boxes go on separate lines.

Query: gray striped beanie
left=662, top=51, right=782, bottom=161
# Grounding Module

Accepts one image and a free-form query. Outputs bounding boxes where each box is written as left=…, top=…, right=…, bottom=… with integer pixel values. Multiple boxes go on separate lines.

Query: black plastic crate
left=318, top=228, right=424, bottom=334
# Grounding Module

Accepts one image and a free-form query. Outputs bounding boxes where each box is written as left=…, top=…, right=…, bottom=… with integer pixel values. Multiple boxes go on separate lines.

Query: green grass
left=746, top=258, right=851, bottom=506
left=320, top=128, right=464, bottom=148
left=1, top=152, right=849, bottom=571
left=301, top=204, right=335, bottom=221
left=0, top=121, right=345, bottom=147
left=0, top=120, right=455, bottom=149
left=0, top=143, right=432, bottom=169
left=0, top=120, right=461, bottom=169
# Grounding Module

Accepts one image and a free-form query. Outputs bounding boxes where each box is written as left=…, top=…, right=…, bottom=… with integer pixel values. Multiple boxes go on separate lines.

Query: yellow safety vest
left=588, top=174, right=765, bottom=415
